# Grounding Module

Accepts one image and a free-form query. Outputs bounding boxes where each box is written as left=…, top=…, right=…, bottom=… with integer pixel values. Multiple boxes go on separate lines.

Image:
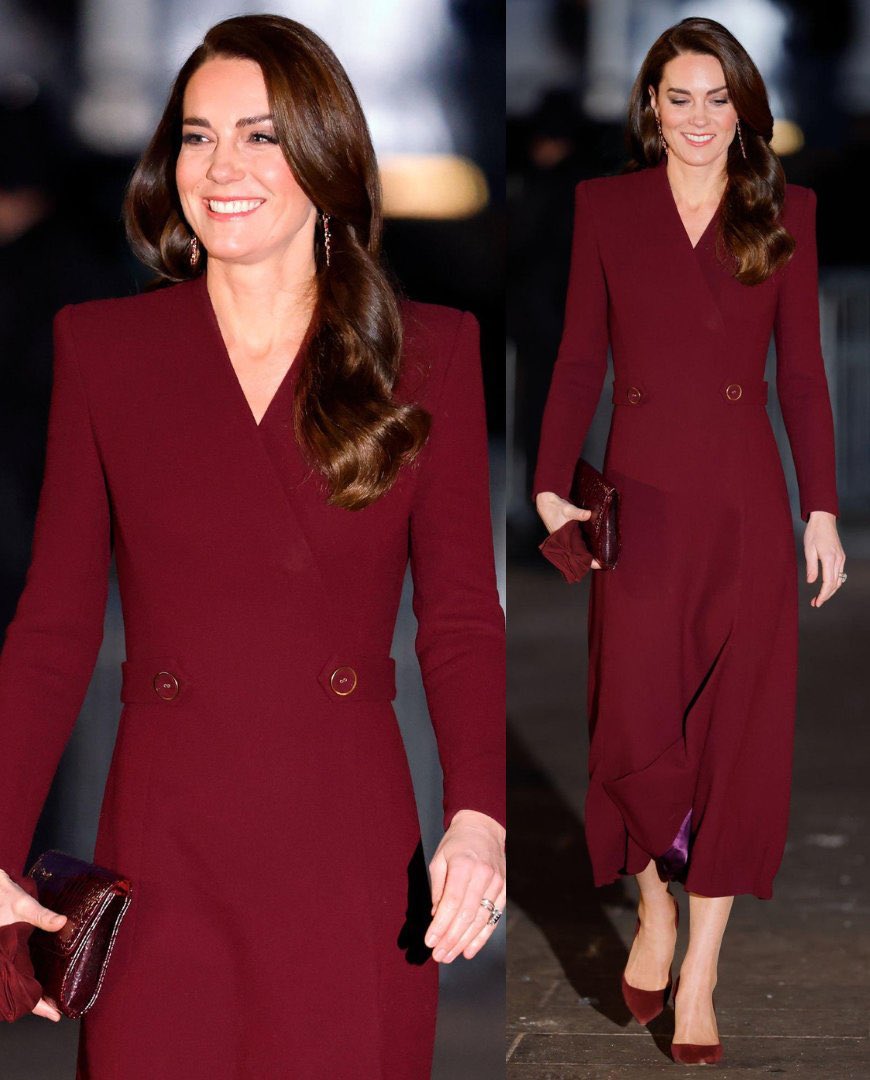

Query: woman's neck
left=665, top=156, right=728, bottom=210
left=204, top=255, right=317, bottom=359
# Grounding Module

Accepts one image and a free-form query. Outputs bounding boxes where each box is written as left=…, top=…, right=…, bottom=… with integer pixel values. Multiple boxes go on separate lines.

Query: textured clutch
left=25, top=850, right=133, bottom=1019
left=539, top=458, right=620, bottom=583
left=570, top=457, right=620, bottom=569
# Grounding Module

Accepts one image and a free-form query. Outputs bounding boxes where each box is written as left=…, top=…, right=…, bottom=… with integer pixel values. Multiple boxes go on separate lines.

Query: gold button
left=725, top=383, right=743, bottom=401
left=330, top=666, right=358, bottom=696
left=627, top=386, right=642, bottom=404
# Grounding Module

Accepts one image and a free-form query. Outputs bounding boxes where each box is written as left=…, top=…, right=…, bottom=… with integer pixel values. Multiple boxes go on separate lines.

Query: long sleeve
left=532, top=180, right=610, bottom=500
left=773, top=187, right=839, bottom=522
left=409, top=312, right=505, bottom=831
left=0, top=305, right=111, bottom=877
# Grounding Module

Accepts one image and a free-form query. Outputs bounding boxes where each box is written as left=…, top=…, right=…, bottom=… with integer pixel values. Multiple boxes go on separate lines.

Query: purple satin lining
left=656, top=808, right=692, bottom=881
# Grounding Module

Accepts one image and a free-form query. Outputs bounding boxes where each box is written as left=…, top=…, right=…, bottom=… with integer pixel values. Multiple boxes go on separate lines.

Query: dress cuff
left=0, top=870, right=43, bottom=1022
left=538, top=520, right=594, bottom=583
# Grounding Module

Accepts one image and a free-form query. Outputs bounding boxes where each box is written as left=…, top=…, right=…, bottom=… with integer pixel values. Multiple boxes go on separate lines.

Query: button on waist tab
left=153, top=671, right=180, bottom=701
left=330, top=666, right=358, bottom=696
left=725, top=383, right=743, bottom=401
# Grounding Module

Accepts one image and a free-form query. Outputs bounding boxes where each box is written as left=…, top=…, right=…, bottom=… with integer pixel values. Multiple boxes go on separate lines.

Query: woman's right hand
left=535, top=491, right=603, bottom=569
left=0, top=868, right=65, bottom=1021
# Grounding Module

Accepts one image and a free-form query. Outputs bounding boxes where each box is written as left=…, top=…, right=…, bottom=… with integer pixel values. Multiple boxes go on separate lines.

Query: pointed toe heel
left=621, top=893, right=679, bottom=1025
left=670, top=975, right=724, bottom=1065
left=670, top=1042, right=724, bottom=1066
left=621, top=970, right=673, bottom=1026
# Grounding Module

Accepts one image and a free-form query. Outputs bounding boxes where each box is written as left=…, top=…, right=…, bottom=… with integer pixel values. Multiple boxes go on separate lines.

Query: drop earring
left=736, top=118, right=747, bottom=159
left=188, top=235, right=200, bottom=267
left=321, top=211, right=332, bottom=267
left=656, top=114, right=669, bottom=157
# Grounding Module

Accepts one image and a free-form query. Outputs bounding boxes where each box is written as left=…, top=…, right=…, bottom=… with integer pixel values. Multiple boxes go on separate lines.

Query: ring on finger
left=480, top=897, right=496, bottom=913
left=486, top=906, right=503, bottom=926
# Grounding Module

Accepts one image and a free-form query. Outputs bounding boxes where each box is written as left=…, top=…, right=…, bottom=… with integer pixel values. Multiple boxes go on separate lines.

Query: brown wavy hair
left=123, top=14, right=430, bottom=509
left=625, top=17, right=795, bottom=285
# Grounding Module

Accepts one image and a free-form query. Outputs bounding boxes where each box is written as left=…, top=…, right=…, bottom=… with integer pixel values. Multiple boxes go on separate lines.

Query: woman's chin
left=674, top=148, right=724, bottom=168
left=200, top=242, right=272, bottom=265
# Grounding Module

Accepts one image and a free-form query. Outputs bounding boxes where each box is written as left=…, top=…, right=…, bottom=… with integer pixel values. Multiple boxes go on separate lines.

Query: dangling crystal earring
left=188, top=235, right=200, bottom=267
left=656, top=114, right=669, bottom=157
left=321, top=211, right=332, bottom=267
left=736, top=118, right=747, bottom=160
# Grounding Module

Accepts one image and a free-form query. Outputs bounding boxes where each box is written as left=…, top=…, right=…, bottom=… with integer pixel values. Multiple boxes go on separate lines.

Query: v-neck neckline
left=655, top=157, right=725, bottom=252
left=193, top=271, right=313, bottom=430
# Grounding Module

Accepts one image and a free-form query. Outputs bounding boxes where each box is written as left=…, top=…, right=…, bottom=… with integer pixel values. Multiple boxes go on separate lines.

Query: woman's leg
left=623, top=859, right=679, bottom=990
left=673, top=893, right=734, bottom=1044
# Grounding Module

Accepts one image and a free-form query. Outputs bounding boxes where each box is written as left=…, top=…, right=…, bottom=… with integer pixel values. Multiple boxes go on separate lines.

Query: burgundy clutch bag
left=571, top=457, right=620, bottom=569
left=25, top=850, right=133, bottom=1019
left=539, top=458, right=620, bottom=582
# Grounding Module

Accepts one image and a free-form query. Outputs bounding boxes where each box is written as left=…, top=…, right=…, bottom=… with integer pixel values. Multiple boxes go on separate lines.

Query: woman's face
left=648, top=53, right=738, bottom=169
left=176, top=56, right=316, bottom=267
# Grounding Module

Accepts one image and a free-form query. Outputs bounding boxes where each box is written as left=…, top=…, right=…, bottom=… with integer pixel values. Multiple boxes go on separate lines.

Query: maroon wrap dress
left=533, top=158, right=838, bottom=900
left=0, top=273, right=505, bottom=1078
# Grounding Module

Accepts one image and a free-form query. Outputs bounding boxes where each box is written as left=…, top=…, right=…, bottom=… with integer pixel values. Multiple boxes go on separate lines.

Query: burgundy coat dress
left=533, top=157, right=838, bottom=900
left=0, top=272, right=505, bottom=1078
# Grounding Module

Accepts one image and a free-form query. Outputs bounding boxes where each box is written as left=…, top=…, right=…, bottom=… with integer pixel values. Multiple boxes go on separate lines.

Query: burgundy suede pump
left=670, top=974, right=724, bottom=1065
left=621, top=892, right=680, bottom=1025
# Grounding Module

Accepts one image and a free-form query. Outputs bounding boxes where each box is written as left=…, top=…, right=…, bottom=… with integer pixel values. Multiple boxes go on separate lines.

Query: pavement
left=506, top=539, right=869, bottom=1078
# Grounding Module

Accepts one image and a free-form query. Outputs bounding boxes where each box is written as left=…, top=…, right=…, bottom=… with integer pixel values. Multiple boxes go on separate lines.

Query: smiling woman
left=0, top=13, right=505, bottom=1080
left=124, top=17, right=433, bottom=510
left=176, top=68, right=315, bottom=265
left=532, top=14, right=843, bottom=1069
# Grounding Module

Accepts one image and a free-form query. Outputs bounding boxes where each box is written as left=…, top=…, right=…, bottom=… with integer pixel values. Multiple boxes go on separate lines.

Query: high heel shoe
left=670, top=974, right=724, bottom=1065
left=621, top=892, right=679, bottom=1025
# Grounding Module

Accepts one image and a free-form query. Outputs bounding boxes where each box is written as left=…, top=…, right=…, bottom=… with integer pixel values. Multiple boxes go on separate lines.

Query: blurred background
left=0, top=2, right=504, bottom=1077
left=507, top=1, right=869, bottom=1074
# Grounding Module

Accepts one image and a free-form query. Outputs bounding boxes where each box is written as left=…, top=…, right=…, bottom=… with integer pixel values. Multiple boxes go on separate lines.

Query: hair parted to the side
left=122, top=14, right=430, bottom=509
left=625, top=16, right=795, bottom=285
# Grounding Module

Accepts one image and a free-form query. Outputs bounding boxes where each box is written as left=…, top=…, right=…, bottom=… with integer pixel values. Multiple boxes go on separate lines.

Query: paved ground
left=507, top=536, right=870, bottom=1078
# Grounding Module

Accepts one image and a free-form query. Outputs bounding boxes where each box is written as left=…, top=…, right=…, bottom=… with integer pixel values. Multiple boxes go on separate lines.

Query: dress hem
left=591, top=864, right=774, bottom=901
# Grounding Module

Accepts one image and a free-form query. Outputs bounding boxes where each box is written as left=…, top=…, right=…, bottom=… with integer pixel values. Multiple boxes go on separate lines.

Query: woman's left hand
left=804, top=510, right=846, bottom=608
left=424, top=809, right=506, bottom=963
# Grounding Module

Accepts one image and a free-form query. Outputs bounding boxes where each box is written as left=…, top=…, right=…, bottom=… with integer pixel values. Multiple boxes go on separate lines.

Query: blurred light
left=575, top=0, right=790, bottom=123
left=771, top=118, right=805, bottom=156
left=167, top=1, right=457, bottom=158
left=379, top=154, right=488, bottom=219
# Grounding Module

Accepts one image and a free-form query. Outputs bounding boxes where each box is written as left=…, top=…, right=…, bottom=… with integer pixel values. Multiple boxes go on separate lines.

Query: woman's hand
left=425, top=809, right=506, bottom=963
left=0, top=868, right=65, bottom=1022
left=535, top=491, right=602, bottom=569
left=804, top=510, right=846, bottom=608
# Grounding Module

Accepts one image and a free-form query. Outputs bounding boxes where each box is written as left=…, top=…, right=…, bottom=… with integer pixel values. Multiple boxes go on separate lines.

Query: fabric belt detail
left=120, top=655, right=396, bottom=704
left=316, top=654, right=396, bottom=702
left=121, top=656, right=190, bottom=704
left=612, top=379, right=768, bottom=405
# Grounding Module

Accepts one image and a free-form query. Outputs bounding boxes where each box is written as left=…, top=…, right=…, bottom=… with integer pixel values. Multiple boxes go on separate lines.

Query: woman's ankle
left=676, top=961, right=718, bottom=992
